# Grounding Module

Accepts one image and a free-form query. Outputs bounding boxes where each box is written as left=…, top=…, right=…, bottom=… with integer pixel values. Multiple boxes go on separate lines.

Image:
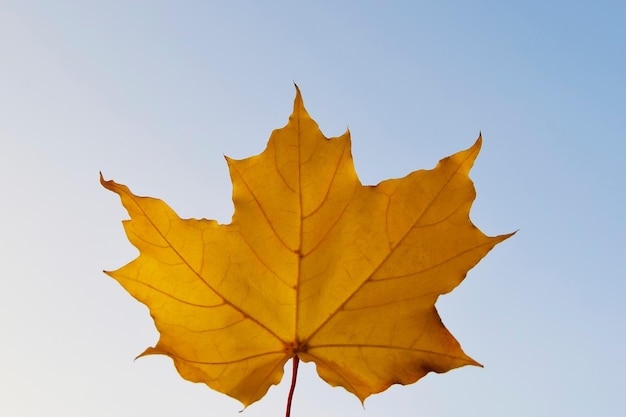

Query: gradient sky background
left=1, top=1, right=625, bottom=416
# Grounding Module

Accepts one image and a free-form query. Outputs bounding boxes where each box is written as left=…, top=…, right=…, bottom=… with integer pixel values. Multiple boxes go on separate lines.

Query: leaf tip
left=473, top=132, right=483, bottom=152
left=470, top=357, right=484, bottom=368
left=293, top=84, right=304, bottom=108
left=136, top=346, right=159, bottom=360
left=100, top=172, right=117, bottom=192
left=289, top=83, right=311, bottom=124
left=495, top=230, right=517, bottom=245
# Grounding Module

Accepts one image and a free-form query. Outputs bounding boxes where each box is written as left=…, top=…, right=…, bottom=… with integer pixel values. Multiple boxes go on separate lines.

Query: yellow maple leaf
left=102, top=87, right=512, bottom=410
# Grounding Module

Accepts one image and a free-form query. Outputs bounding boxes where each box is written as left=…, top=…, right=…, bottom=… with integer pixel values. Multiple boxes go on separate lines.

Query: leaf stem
left=285, top=355, right=300, bottom=417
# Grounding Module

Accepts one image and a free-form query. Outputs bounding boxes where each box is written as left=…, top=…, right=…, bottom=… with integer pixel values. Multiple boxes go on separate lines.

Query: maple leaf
left=101, top=87, right=512, bottom=411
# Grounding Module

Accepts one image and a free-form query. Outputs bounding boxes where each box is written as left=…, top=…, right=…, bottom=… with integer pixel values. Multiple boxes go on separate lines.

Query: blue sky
left=1, top=1, right=624, bottom=416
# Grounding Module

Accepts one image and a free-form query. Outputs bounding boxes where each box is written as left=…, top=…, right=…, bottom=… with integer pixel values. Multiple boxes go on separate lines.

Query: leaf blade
left=102, top=88, right=512, bottom=407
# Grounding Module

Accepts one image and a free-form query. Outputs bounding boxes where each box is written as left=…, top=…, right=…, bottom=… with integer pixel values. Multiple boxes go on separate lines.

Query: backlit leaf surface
left=102, top=88, right=512, bottom=407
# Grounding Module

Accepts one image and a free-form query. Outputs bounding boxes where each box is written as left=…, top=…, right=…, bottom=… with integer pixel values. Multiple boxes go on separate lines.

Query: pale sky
left=1, top=1, right=625, bottom=416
